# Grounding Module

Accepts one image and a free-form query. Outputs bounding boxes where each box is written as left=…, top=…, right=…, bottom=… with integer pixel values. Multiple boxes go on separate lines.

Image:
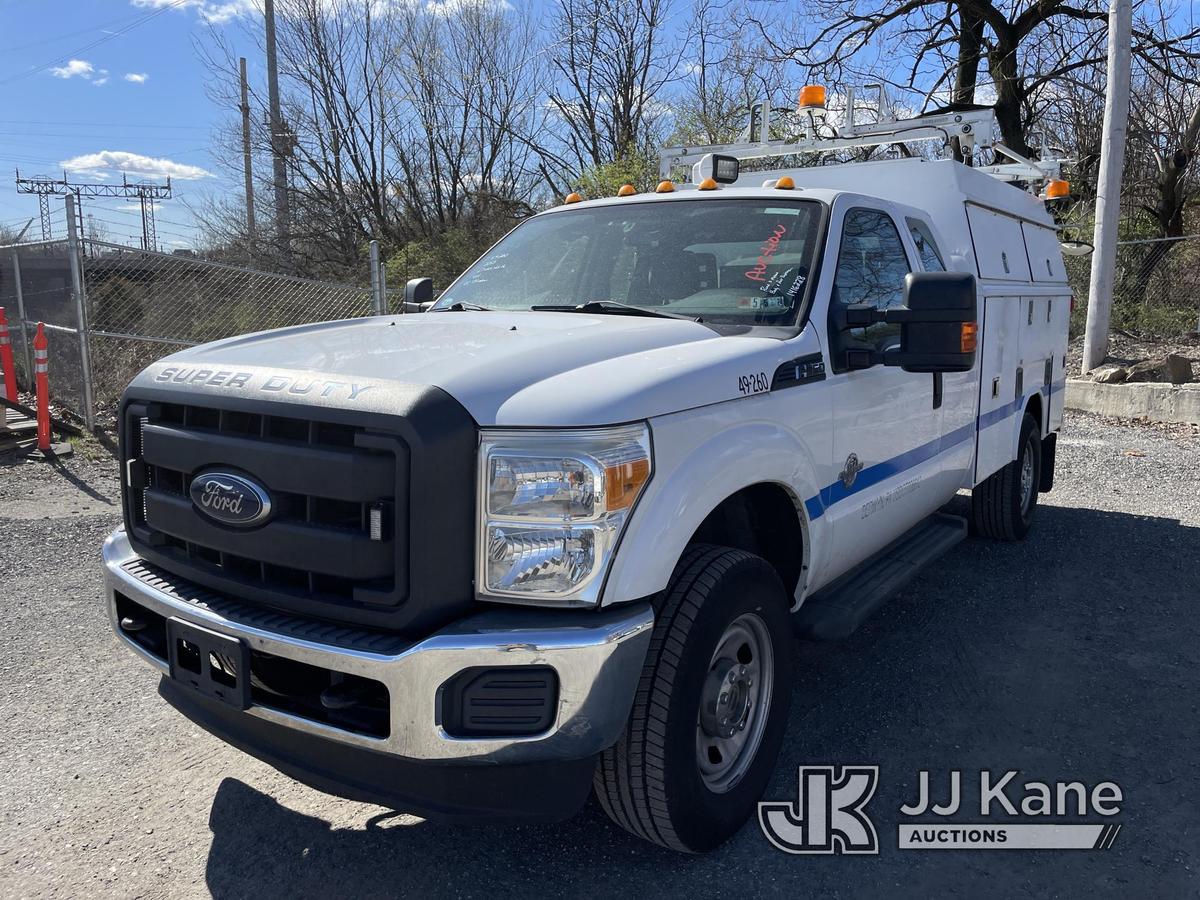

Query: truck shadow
left=203, top=501, right=1200, bottom=896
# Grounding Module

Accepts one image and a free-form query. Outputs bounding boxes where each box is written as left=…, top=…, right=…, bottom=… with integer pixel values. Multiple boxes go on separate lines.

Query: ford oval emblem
left=189, top=471, right=272, bottom=527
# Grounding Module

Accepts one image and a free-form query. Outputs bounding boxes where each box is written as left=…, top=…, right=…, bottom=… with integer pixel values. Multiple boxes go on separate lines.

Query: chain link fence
left=1065, top=235, right=1200, bottom=339
left=82, top=240, right=373, bottom=422
left=0, top=239, right=90, bottom=419
left=1, top=237, right=377, bottom=429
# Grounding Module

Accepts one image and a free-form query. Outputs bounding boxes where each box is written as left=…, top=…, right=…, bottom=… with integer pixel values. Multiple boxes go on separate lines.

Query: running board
left=794, top=513, right=967, bottom=640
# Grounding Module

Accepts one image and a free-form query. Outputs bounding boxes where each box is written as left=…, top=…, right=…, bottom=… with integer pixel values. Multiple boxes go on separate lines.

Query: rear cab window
left=906, top=218, right=946, bottom=272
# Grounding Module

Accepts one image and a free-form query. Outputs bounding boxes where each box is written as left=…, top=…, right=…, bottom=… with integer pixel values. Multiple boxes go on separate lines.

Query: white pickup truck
left=102, top=104, right=1070, bottom=852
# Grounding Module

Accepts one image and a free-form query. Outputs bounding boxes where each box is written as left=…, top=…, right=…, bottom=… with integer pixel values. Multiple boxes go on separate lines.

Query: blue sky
left=0, top=0, right=257, bottom=248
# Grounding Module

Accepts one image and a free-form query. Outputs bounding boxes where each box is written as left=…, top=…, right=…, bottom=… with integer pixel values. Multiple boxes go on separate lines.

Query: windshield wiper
left=430, top=301, right=491, bottom=312
left=530, top=299, right=701, bottom=322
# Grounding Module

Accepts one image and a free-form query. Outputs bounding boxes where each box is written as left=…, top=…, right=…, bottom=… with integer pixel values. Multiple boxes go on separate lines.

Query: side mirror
left=404, top=277, right=433, bottom=306
left=842, top=272, right=978, bottom=373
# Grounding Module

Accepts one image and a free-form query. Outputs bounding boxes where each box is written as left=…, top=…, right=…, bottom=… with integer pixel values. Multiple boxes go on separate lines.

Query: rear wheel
left=594, top=544, right=793, bottom=853
left=972, top=412, right=1041, bottom=541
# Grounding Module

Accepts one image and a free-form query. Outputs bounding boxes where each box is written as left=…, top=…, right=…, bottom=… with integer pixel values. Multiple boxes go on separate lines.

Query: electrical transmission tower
left=15, top=170, right=173, bottom=249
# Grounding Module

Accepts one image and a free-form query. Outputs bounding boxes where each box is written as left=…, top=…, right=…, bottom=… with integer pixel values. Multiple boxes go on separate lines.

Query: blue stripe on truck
left=803, top=380, right=1065, bottom=521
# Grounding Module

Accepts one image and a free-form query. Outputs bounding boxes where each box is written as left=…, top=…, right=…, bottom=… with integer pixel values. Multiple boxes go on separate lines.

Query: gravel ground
left=1, top=411, right=1198, bottom=898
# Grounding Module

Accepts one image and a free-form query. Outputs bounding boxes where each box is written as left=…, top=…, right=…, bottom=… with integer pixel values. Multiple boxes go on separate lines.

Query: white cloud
left=130, top=0, right=257, bottom=24
left=60, top=150, right=213, bottom=181
left=94, top=77, right=110, bottom=86
left=199, top=1, right=257, bottom=23
left=425, top=0, right=512, bottom=14
left=50, top=59, right=95, bottom=79
left=124, top=72, right=149, bottom=84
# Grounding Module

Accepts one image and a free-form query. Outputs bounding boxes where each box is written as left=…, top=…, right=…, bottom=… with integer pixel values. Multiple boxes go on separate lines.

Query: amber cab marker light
left=655, top=180, right=676, bottom=193
left=1044, top=179, right=1070, bottom=200
left=697, top=177, right=718, bottom=191
left=564, top=192, right=583, bottom=204
left=617, top=183, right=637, bottom=197
left=775, top=176, right=796, bottom=190
left=798, top=84, right=827, bottom=111
left=961, top=321, right=979, bottom=354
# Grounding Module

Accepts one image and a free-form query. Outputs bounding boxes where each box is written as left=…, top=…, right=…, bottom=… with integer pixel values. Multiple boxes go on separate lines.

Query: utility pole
left=264, top=0, right=290, bottom=251
left=1082, top=0, right=1133, bottom=373
left=239, top=56, right=257, bottom=248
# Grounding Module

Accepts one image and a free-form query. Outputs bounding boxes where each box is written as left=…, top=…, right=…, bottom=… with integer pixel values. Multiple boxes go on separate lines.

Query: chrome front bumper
left=102, top=528, right=653, bottom=765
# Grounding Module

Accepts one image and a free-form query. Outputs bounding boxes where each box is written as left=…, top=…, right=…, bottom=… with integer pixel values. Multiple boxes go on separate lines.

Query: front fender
left=602, top=396, right=832, bottom=608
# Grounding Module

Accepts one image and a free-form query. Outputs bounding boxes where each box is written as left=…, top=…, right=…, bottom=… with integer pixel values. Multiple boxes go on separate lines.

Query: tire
left=972, top=412, right=1042, bottom=541
left=594, top=544, right=793, bottom=853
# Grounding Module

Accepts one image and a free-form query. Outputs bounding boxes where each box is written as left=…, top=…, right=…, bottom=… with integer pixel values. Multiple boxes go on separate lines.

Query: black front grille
left=119, top=382, right=478, bottom=635
left=124, top=400, right=401, bottom=617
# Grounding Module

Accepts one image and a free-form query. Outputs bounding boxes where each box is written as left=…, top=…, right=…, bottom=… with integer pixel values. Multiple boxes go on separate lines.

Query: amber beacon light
left=1044, top=179, right=1070, bottom=200
left=798, top=84, right=827, bottom=111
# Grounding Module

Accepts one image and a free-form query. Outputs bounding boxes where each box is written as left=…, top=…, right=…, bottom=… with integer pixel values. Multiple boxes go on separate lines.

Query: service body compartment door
left=974, top=294, right=1023, bottom=482
left=1047, top=295, right=1070, bottom=430
left=966, top=205, right=1032, bottom=282
left=1022, top=223, right=1069, bottom=284
left=1019, top=294, right=1071, bottom=434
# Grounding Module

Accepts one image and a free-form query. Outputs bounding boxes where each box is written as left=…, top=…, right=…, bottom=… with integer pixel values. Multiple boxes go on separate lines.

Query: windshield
left=433, top=198, right=824, bottom=326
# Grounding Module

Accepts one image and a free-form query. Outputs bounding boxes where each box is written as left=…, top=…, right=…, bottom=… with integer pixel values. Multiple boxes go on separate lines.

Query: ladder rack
left=659, top=95, right=1067, bottom=190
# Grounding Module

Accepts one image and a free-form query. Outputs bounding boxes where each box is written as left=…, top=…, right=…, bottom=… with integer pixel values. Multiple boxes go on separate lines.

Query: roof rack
left=659, top=85, right=1067, bottom=190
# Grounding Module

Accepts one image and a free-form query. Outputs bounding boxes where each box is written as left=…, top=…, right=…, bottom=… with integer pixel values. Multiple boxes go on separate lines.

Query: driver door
left=819, top=203, right=946, bottom=582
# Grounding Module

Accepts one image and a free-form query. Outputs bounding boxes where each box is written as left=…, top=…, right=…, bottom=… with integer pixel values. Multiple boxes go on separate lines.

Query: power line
left=0, top=7, right=165, bottom=54
left=16, top=171, right=173, bottom=248
left=0, top=0, right=193, bottom=87
left=0, top=119, right=211, bottom=130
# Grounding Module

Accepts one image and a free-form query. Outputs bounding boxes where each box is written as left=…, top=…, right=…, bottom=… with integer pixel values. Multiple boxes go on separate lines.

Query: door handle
left=932, top=373, right=943, bottom=410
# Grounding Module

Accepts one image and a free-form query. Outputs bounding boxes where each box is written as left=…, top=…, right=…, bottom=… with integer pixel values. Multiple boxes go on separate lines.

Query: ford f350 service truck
left=103, top=97, right=1072, bottom=852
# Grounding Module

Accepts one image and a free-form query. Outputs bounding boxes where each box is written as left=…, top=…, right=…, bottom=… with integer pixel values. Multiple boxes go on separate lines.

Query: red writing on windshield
left=745, top=224, right=789, bottom=283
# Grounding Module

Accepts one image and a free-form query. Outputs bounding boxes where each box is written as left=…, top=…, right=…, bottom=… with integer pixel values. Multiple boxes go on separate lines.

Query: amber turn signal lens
left=617, top=184, right=636, bottom=197
left=1045, top=179, right=1070, bottom=199
left=605, top=458, right=651, bottom=511
left=697, top=177, right=718, bottom=191
left=775, top=176, right=796, bottom=190
left=564, top=192, right=583, bottom=204
left=961, top=321, right=979, bottom=354
left=655, top=180, right=676, bottom=193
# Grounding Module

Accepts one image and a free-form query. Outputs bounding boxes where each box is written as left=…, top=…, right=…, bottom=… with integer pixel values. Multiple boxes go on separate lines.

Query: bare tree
left=1126, top=6, right=1200, bottom=238
left=671, top=0, right=797, bottom=145
left=546, top=0, right=680, bottom=183
left=194, top=0, right=546, bottom=276
left=746, top=0, right=1200, bottom=159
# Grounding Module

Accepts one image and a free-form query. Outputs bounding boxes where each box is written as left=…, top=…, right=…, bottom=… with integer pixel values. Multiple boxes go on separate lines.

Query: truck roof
left=543, top=156, right=1058, bottom=282
left=551, top=157, right=1050, bottom=226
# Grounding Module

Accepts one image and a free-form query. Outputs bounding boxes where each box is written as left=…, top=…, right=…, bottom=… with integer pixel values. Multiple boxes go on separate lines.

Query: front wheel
left=972, top=412, right=1042, bottom=541
left=594, top=544, right=793, bottom=853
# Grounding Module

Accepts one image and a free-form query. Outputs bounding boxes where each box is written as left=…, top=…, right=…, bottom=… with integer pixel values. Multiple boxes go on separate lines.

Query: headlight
left=478, top=424, right=652, bottom=605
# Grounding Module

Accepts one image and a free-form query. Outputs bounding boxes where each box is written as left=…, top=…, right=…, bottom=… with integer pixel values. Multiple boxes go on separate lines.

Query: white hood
left=137, top=311, right=798, bottom=426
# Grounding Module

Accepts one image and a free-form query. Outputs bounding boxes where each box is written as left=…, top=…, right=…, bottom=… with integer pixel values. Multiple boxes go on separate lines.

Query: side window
left=833, top=208, right=912, bottom=350
left=906, top=218, right=946, bottom=271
